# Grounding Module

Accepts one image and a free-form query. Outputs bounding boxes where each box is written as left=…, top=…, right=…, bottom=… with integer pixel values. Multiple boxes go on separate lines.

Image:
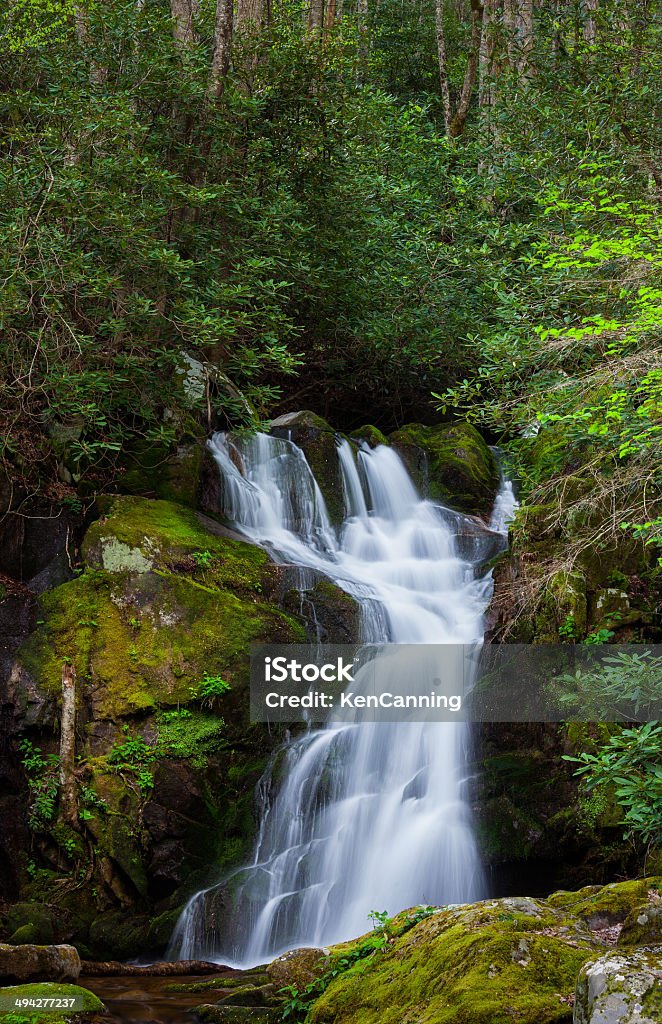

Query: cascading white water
left=168, top=430, right=516, bottom=967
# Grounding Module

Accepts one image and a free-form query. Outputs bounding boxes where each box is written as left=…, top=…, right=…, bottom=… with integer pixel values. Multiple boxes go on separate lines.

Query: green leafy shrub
left=19, top=739, right=60, bottom=828
left=565, top=722, right=662, bottom=846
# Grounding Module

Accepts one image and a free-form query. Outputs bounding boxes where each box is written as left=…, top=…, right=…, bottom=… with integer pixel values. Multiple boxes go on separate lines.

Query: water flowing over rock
left=169, top=428, right=511, bottom=967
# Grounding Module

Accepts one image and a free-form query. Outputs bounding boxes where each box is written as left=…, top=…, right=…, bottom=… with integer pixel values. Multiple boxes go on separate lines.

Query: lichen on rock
left=574, top=950, right=662, bottom=1024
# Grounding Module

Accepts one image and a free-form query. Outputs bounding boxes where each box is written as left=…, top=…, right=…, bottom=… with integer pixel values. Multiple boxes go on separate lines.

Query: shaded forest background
left=0, top=0, right=660, bottom=548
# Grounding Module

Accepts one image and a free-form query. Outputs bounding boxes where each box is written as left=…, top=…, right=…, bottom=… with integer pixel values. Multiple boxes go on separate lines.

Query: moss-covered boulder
left=300, top=879, right=662, bottom=1024
left=4, top=905, right=55, bottom=947
left=0, top=944, right=80, bottom=983
left=119, top=441, right=205, bottom=508
left=574, top=950, right=662, bottom=1024
left=619, top=902, right=662, bottom=946
left=18, top=496, right=305, bottom=720
left=267, top=948, right=328, bottom=991
left=390, top=421, right=499, bottom=517
left=350, top=425, right=389, bottom=449
left=269, top=411, right=344, bottom=523
left=0, top=982, right=103, bottom=1020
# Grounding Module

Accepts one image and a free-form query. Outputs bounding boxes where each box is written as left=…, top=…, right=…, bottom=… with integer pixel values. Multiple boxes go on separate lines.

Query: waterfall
left=168, top=431, right=515, bottom=967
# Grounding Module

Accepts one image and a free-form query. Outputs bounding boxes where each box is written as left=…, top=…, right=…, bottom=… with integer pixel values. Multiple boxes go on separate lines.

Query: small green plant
left=192, top=672, right=231, bottom=708
left=160, top=708, right=193, bottom=722
left=192, top=549, right=214, bottom=570
left=280, top=907, right=431, bottom=1021
left=558, top=649, right=662, bottom=720
left=564, top=721, right=662, bottom=846
left=584, top=628, right=615, bottom=644
left=19, top=739, right=60, bottom=828
left=108, top=735, right=158, bottom=792
left=558, top=614, right=577, bottom=641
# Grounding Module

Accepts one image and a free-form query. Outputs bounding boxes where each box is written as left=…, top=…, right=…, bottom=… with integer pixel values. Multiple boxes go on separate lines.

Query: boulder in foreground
left=0, top=943, right=81, bottom=983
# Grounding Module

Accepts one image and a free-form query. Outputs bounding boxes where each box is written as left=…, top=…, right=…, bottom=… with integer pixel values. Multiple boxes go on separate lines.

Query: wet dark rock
left=0, top=942, right=81, bottom=983
left=390, top=421, right=499, bottom=518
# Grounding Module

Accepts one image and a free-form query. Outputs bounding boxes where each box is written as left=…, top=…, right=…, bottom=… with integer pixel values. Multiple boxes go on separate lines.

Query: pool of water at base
left=82, top=973, right=237, bottom=1024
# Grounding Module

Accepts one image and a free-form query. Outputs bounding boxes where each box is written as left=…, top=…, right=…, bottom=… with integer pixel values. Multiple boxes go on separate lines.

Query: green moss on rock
left=300, top=880, right=662, bottom=1024
left=390, top=421, right=499, bottom=517
left=351, top=425, right=389, bottom=448
left=4, top=906, right=54, bottom=947
left=308, top=898, right=589, bottom=1024
left=18, top=498, right=305, bottom=719
left=0, top=982, right=103, bottom=1016
left=120, top=442, right=204, bottom=508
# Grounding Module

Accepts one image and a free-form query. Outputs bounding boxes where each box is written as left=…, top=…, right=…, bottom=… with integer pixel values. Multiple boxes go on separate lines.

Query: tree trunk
left=237, top=0, right=264, bottom=34
left=59, top=664, right=78, bottom=829
left=357, top=0, right=369, bottom=61
left=310, top=0, right=325, bottom=34
left=324, top=0, right=337, bottom=39
left=170, top=0, right=198, bottom=49
left=209, top=0, right=234, bottom=100
left=478, top=0, right=498, bottom=110
left=435, top=0, right=453, bottom=133
left=583, top=0, right=598, bottom=45
left=448, top=0, right=484, bottom=137
left=504, top=0, right=533, bottom=75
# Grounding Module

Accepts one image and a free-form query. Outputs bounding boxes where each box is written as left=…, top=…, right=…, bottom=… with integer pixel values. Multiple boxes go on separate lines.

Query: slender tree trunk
left=479, top=0, right=499, bottom=110
left=310, top=0, right=325, bottom=34
left=209, top=0, right=234, bottom=100
left=237, top=0, right=265, bottom=33
left=517, top=0, right=533, bottom=70
left=75, top=5, right=107, bottom=85
left=59, top=664, right=78, bottom=829
left=504, top=0, right=533, bottom=75
left=583, top=0, right=598, bottom=44
left=170, top=0, right=198, bottom=49
left=324, top=0, right=337, bottom=39
left=357, top=0, right=369, bottom=61
left=449, top=0, right=484, bottom=137
left=435, top=0, right=453, bottom=133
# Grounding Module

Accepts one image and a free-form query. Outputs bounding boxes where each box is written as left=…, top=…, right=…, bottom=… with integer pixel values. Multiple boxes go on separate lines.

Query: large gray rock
left=0, top=942, right=81, bottom=982
left=574, top=951, right=662, bottom=1024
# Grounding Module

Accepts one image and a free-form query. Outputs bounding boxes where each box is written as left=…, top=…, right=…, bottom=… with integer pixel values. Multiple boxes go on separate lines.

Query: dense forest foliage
left=1, top=1, right=661, bottom=867
left=2, top=1, right=659, bottom=488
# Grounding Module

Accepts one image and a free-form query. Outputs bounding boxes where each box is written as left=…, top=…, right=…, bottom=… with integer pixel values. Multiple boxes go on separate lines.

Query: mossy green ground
left=305, top=879, right=662, bottom=1024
